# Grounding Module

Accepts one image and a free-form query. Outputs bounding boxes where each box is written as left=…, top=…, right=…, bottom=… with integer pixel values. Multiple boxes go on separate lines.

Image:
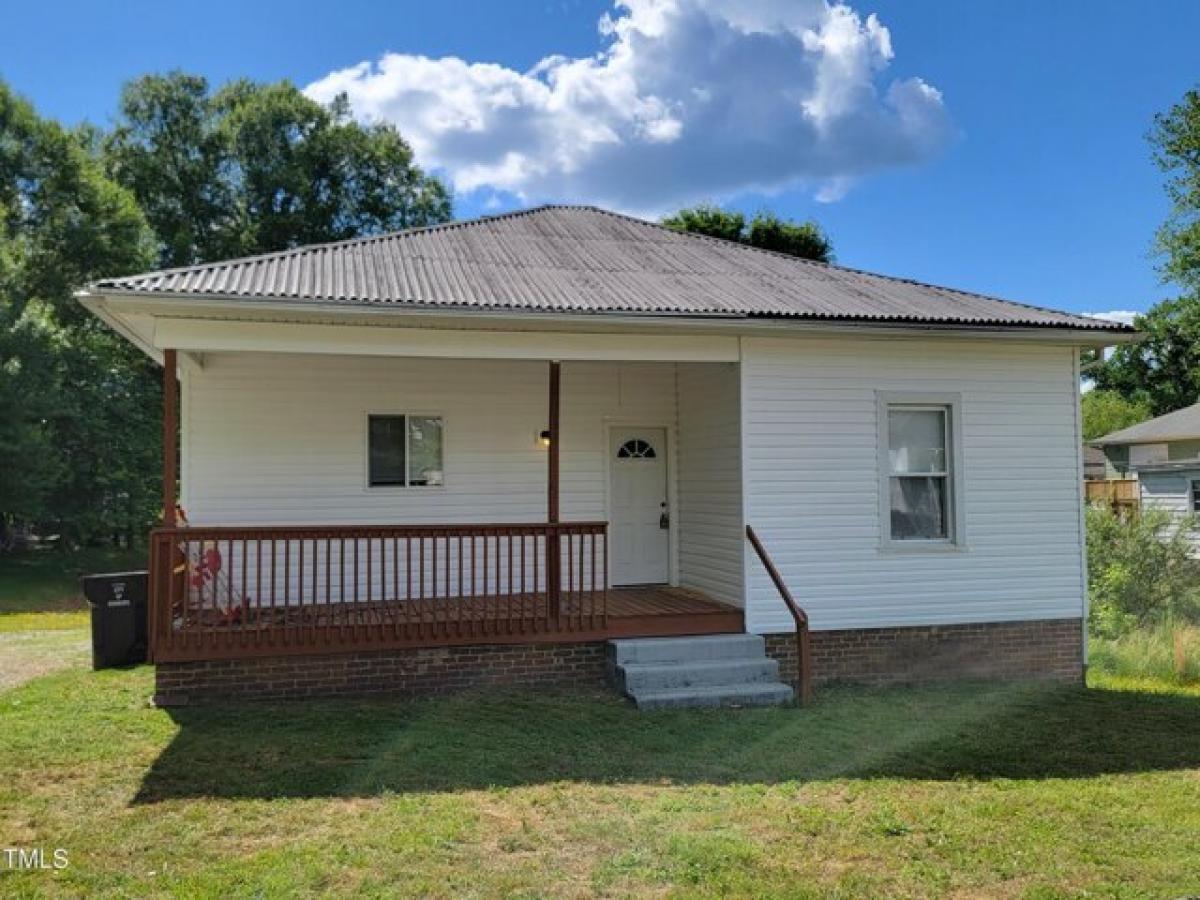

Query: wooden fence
left=1084, top=479, right=1139, bottom=514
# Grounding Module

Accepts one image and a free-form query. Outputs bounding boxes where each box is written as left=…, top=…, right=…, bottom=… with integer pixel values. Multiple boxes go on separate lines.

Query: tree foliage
left=1, top=82, right=158, bottom=545
left=1152, top=87, right=1200, bottom=293
left=1092, top=297, right=1200, bottom=415
left=1086, top=505, right=1200, bottom=638
left=104, top=73, right=452, bottom=267
left=661, top=204, right=833, bottom=262
left=1092, top=87, right=1200, bottom=415
left=1, top=73, right=452, bottom=547
left=1080, top=389, right=1152, bottom=441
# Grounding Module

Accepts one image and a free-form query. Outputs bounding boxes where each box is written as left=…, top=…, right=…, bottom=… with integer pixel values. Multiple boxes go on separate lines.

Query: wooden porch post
left=548, top=360, right=560, bottom=523
left=547, top=360, right=561, bottom=619
left=162, top=349, right=178, bottom=528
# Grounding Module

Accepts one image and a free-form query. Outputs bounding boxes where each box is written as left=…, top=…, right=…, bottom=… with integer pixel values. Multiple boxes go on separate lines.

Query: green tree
left=1092, top=87, right=1200, bottom=414
left=660, top=204, right=745, bottom=243
left=100, top=73, right=239, bottom=268
left=105, top=73, right=453, bottom=267
left=1092, top=297, right=1200, bottom=415
left=746, top=211, right=832, bottom=262
left=3, top=73, right=455, bottom=547
left=0, top=81, right=158, bottom=544
left=1152, top=87, right=1200, bottom=292
left=662, top=204, right=833, bottom=262
left=1081, top=389, right=1152, bottom=440
left=0, top=310, right=61, bottom=537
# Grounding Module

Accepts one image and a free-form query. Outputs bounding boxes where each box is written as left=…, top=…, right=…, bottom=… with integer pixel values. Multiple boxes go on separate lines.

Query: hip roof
left=89, top=205, right=1131, bottom=333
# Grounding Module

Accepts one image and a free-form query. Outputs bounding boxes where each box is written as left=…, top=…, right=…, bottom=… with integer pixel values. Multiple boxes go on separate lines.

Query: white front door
left=610, top=427, right=670, bottom=585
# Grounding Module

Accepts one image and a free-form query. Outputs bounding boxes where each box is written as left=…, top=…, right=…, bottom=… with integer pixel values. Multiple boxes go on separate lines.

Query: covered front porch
left=148, top=520, right=742, bottom=663
left=149, top=342, right=750, bottom=663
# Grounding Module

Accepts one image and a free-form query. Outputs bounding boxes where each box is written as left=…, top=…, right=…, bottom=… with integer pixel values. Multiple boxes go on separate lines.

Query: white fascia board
left=81, top=289, right=1141, bottom=351
left=77, top=294, right=163, bottom=362
left=151, top=317, right=741, bottom=362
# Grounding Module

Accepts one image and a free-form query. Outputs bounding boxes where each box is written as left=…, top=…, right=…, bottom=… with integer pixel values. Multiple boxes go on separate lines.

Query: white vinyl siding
left=180, top=336, right=1091, bottom=630
left=182, top=354, right=679, bottom=527
left=1138, top=469, right=1200, bottom=555
left=740, top=335, right=1085, bottom=633
left=677, top=363, right=744, bottom=607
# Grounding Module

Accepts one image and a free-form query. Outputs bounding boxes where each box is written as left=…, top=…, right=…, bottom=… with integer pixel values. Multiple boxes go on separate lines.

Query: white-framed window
left=1191, top=480, right=1200, bottom=513
left=877, top=392, right=965, bottom=548
left=367, top=414, right=444, bottom=487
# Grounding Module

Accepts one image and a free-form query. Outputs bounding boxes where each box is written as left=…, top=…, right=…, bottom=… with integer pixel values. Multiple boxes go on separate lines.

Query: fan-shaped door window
left=617, top=438, right=657, bottom=459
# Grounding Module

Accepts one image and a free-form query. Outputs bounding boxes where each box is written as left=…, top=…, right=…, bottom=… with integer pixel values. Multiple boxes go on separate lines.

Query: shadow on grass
left=133, top=678, right=1200, bottom=803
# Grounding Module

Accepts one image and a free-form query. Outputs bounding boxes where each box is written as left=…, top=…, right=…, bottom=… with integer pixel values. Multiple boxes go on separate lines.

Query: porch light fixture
left=538, top=429, right=552, bottom=448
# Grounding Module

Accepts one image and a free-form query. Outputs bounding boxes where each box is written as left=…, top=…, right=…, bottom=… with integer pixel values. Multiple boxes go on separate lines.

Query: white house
left=78, top=206, right=1133, bottom=706
left=1094, top=403, right=1200, bottom=546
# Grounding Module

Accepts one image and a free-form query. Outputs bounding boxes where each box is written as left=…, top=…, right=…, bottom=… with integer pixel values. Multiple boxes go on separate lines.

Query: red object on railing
left=147, top=522, right=608, bottom=662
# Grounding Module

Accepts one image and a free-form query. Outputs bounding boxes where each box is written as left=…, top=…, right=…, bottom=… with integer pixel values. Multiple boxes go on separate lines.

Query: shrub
left=1086, top=505, right=1200, bottom=638
left=1090, top=623, right=1200, bottom=684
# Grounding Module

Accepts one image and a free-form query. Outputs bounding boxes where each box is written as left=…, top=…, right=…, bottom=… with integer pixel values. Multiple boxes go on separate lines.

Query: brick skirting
left=765, top=618, right=1084, bottom=686
left=154, top=641, right=608, bottom=705
left=155, top=618, right=1084, bottom=703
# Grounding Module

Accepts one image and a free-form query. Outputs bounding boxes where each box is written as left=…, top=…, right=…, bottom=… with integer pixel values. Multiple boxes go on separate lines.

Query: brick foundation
left=155, top=618, right=1084, bottom=703
left=154, top=641, right=607, bottom=705
left=765, top=618, right=1084, bottom=686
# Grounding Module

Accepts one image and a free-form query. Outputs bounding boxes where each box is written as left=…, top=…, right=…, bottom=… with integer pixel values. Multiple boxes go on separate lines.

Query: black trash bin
left=81, top=571, right=149, bottom=669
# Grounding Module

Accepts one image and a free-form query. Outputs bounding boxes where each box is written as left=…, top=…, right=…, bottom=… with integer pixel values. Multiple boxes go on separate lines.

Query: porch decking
left=154, top=585, right=742, bottom=663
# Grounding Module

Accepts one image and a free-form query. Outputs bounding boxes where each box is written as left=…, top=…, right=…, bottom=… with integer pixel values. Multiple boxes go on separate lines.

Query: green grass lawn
left=0, top=547, right=144, bottom=632
left=1, top=667, right=1199, bottom=897
left=2, top=550, right=1199, bottom=897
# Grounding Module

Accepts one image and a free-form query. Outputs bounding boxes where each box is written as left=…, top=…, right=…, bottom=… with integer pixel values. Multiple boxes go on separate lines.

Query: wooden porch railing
left=148, top=522, right=607, bottom=662
left=745, top=525, right=812, bottom=704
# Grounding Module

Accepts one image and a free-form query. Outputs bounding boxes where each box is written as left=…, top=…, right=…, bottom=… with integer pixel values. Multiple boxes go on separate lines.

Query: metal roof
left=1094, top=402, right=1200, bottom=445
left=89, top=205, right=1130, bottom=332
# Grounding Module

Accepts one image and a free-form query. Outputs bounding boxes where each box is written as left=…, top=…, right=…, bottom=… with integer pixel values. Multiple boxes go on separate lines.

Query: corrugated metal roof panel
left=90, top=205, right=1130, bottom=332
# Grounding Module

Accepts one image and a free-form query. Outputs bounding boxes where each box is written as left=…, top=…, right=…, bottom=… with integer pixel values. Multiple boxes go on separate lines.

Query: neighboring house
left=1094, top=403, right=1200, bottom=536
left=1093, top=402, right=1200, bottom=475
left=1082, top=445, right=1109, bottom=481
left=78, top=206, right=1133, bottom=706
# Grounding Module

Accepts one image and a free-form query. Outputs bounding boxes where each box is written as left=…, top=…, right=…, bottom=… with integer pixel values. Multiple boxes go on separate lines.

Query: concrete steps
left=608, top=634, right=794, bottom=710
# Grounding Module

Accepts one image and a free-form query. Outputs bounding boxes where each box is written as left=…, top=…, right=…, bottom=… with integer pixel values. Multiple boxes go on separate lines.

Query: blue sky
left=3, top=1, right=1198, bottom=319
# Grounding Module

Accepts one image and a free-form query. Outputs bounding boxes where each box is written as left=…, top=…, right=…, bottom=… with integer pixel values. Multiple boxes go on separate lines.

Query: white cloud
left=305, top=0, right=954, bottom=212
left=1083, top=310, right=1140, bottom=326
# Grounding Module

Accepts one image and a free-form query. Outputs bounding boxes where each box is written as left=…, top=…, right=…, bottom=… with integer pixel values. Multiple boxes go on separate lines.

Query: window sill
left=364, top=484, right=448, bottom=493
left=878, top=540, right=969, bottom=555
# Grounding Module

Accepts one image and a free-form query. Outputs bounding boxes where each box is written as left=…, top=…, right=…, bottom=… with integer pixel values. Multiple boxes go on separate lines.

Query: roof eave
left=1132, top=458, right=1200, bottom=472
left=1093, top=434, right=1200, bottom=447
left=77, top=288, right=1140, bottom=346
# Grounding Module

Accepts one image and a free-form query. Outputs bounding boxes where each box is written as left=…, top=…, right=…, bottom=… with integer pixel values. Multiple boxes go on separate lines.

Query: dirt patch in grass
left=0, top=628, right=90, bottom=692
